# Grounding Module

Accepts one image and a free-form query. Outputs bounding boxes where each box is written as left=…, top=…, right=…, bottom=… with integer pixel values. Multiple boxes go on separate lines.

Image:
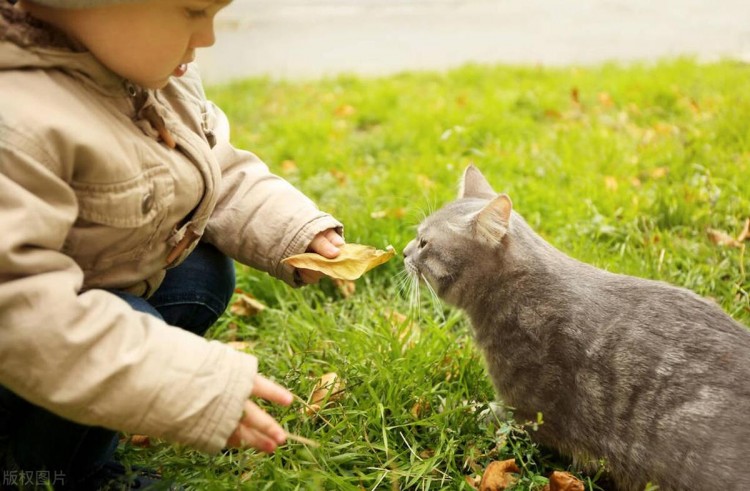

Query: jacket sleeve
left=0, top=133, right=256, bottom=454
left=201, top=102, right=343, bottom=286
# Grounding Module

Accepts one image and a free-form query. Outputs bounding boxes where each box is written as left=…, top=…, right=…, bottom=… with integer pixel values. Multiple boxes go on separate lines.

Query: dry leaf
left=305, top=372, right=345, bottom=416
left=332, top=278, right=356, bottom=297
left=334, top=104, right=356, bottom=117
left=570, top=87, right=580, bottom=105
left=229, top=293, right=266, bottom=317
left=281, top=159, right=298, bottom=174
left=737, top=218, right=750, bottom=242
left=282, top=243, right=396, bottom=281
left=410, top=398, right=431, bottom=419
left=543, top=471, right=585, bottom=491
left=385, top=309, right=408, bottom=325
left=650, top=166, right=669, bottom=179
left=329, top=169, right=348, bottom=186
left=708, top=229, right=742, bottom=248
left=385, top=308, right=420, bottom=347
left=310, top=372, right=345, bottom=404
left=465, top=475, right=481, bottom=490
left=598, top=92, right=614, bottom=107
left=303, top=403, right=321, bottom=416
left=479, top=459, right=520, bottom=491
left=128, top=435, right=151, bottom=448
left=653, top=122, right=677, bottom=135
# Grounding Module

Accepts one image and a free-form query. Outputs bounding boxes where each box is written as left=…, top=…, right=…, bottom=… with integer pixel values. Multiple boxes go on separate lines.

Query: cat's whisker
left=392, top=269, right=411, bottom=297
left=408, top=272, right=422, bottom=321
left=420, top=273, right=445, bottom=323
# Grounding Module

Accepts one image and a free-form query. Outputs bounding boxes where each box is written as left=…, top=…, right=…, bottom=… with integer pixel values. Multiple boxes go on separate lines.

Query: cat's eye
left=418, top=238, right=428, bottom=249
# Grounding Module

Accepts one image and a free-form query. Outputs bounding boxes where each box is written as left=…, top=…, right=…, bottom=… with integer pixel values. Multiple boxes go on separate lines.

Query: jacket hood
left=0, top=2, right=126, bottom=94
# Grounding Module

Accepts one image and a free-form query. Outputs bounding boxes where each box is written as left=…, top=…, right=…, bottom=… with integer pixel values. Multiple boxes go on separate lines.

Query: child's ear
left=473, top=194, right=512, bottom=246
left=459, top=165, right=496, bottom=200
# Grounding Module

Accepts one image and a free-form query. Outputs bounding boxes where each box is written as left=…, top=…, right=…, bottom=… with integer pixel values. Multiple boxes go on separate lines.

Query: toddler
left=0, top=0, right=344, bottom=488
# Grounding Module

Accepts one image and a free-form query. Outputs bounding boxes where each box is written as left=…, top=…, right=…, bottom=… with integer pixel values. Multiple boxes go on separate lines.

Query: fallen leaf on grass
left=708, top=229, right=742, bottom=248
left=282, top=243, right=396, bottom=281
left=737, top=218, right=750, bottom=242
left=305, top=372, right=346, bottom=416
left=650, top=166, right=669, bottom=179
left=384, top=308, right=420, bottom=348
left=543, top=471, right=585, bottom=491
left=280, top=159, right=298, bottom=174
left=476, top=459, right=520, bottom=491
left=604, top=176, right=618, bottom=191
left=598, top=92, right=614, bottom=108
left=128, top=435, right=151, bottom=448
left=334, top=104, right=356, bottom=117
left=410, top=398, right=431, bottom=419
left=332, top=278, right=356, bottom=297
left=229, top=292, right=266, bottom=317
left=465, top=475, right=482, bottom=490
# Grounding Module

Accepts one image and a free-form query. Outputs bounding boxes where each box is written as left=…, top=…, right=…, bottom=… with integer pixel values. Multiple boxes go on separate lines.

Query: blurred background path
left=198, top=0, right=750, bottom=84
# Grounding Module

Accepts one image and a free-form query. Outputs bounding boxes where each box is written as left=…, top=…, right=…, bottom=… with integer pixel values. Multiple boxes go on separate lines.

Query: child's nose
left=191, top=24, right=217, bottom=49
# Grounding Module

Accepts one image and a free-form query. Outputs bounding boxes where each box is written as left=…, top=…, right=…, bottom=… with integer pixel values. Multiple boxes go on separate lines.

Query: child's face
left=59, top=0, right=231, bottom=89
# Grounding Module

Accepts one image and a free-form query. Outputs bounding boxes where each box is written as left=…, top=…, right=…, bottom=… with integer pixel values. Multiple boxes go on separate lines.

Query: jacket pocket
left=65, top=164, right=175, bottom=269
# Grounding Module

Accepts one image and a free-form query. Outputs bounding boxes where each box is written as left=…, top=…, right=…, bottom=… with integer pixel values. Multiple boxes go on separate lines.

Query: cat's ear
left=474, top=194, right=512, bottom=246
left=459, top=165, right=497, bottom=200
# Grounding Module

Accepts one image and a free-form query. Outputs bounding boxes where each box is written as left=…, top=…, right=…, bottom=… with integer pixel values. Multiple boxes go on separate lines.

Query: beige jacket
left=0, top=6, right=341, bottom=453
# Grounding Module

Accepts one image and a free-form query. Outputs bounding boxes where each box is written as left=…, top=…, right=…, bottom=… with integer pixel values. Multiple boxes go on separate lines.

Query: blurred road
left=198, top=0, right=750, bottom=83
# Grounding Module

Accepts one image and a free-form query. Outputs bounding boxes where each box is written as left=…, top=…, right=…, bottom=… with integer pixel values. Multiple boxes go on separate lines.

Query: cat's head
left=403, top=165, right=513, bottom=306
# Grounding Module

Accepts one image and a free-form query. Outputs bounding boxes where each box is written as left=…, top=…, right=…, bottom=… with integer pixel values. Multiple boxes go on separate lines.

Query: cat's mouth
left=403, top=257, right=419, bottom=276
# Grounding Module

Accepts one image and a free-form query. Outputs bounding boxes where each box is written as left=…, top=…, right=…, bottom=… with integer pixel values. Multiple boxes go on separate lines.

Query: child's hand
left=298, top=229, right=345, bottom=284
left=225, top=375, right=293, bottom=453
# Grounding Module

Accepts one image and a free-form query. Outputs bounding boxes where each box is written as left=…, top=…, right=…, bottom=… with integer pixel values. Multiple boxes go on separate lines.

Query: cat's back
left=553, top=266, right=750, bottom=490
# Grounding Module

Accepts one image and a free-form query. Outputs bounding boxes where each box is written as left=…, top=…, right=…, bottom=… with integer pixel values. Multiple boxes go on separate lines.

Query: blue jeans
left=0, top=243, right=235, bottom=489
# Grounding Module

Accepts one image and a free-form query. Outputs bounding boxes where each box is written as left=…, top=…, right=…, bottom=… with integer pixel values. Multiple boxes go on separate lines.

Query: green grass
left=120, top=58, right=750, bottom=490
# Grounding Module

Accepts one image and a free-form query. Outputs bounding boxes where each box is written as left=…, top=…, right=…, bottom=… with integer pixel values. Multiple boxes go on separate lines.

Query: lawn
left=120, top=58, right=750, bottom=490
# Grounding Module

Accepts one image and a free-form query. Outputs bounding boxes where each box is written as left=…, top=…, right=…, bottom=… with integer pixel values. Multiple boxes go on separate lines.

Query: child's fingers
left=308, top=232, right=341, bottom=258
left=240, top=400, right=287, bottom=444
left=251, top=375, right=294, bottom=406
left=232, top=425, right=279, bottom=453
left=324, top=228, right=345, bottom=246
left=298, top=268, right=323, bottom=284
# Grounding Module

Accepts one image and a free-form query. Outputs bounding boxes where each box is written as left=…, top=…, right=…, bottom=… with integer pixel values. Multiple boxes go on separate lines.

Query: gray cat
left=403, top=165, right=750, bottom=491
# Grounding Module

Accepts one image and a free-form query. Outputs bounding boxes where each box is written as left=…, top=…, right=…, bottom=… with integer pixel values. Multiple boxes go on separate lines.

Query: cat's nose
left=403, top=240, right=416, bottom=258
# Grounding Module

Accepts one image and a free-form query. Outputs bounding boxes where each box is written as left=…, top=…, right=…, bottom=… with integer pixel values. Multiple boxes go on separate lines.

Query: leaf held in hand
left=282, top=243, right=396, bottom=280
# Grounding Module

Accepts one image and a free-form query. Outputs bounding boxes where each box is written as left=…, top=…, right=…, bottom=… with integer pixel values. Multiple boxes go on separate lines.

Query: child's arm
left=0, top=130, right=260, bottom=454
left=169, top=68, right=343, bottom=285
left=201, top=100, right=344, bottom=285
